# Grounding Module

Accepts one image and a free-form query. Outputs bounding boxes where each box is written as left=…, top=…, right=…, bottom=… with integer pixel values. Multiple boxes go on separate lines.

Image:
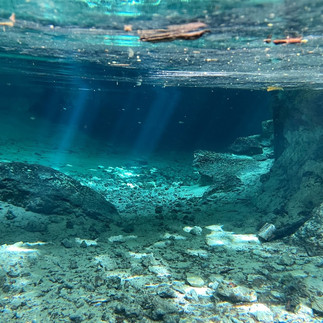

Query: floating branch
left=138, top=22, right=209, bottom=43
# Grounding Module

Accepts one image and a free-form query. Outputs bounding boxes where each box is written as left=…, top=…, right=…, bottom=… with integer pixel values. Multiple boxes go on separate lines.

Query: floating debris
left=267, top=86, right=284, bottom=92
left=124, top=24, right=132, bottom=32
left=0, top=13, right=15, bottom=27
left=138, top=22, right=209, bottom=43
left=264, top=35, right=308, bottom=45
left=258, top=223, right=276, bottom=241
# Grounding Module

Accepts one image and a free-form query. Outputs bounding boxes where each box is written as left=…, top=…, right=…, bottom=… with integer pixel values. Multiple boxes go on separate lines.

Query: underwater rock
left=5, top=209, right=16, bottom=220
left=61, top=238, right=76, bottom=248
left=229, top=135, right=263, bottom=156
left=187, top=226, right=202, bottom=236
left=193, top=150, right=256, bottom=188
left=249, top=304, right=274, bottom=322
left=217, top=281, right=257, bottom=303
left=292, top=203, right=323, bottom=256
left=202, top=176, right=242, bottom=194
left=255, top=91, right=323, bottom=235
left=0, top=162, right=118, bottom=222
left=157, top=286, right=177, bottom=299
left=312, top=296, right=323, bottom=315
left=186, top=274, right=205, bottom=287
left=261, top=119, right=274, bottom=138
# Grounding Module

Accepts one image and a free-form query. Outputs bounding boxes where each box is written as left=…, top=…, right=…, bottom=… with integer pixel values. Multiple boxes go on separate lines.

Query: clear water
left=0, top=1, right=323, bottom=322
left=0, top=0, right=322, bottom=89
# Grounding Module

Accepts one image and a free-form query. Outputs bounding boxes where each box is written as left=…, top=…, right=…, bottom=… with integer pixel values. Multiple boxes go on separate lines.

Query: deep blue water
left=1, top=82, right=272, bottom=155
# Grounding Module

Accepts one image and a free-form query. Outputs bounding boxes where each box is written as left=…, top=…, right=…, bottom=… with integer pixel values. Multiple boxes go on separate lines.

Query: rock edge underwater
left=0, top=162, right=118, bottom=222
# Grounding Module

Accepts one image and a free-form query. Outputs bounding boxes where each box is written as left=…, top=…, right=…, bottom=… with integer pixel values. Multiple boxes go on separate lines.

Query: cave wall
left=255, top=90, right=323, bottom=254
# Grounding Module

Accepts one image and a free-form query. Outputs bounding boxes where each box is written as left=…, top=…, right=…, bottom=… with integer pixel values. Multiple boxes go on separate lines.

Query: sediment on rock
left=0, top=161, right=118, bottom=222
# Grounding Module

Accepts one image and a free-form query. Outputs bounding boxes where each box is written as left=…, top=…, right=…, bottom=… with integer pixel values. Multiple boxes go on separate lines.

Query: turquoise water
left=0, top=1, right=323, bottom=322
left=0, top=0, right=322, bottom=89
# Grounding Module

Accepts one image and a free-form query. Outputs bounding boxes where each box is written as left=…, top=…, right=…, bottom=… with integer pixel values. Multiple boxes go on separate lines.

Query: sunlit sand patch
left=205, top=225, right=259, bottom=248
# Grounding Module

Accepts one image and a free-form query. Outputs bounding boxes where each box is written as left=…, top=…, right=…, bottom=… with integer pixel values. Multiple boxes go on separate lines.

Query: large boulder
left=254, top=90, right=323, bottom=230
left=0, top=162, right=118, bottom=223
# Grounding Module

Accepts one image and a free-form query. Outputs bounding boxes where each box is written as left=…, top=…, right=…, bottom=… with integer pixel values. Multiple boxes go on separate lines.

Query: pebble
left=157, top=286, right=176, bottom=298
left=311, top=296, right=323, bottom=314
left=190, top=226, right=203, bottom=235
left=249, top=303, right=274, bottom=322
left=186, top=274, right=205, bottom=287
left=61, top=238, right=74, bottom=248
left=296, top=303, right=314, bottom=317
left=217, top=281, right=257, bottom=303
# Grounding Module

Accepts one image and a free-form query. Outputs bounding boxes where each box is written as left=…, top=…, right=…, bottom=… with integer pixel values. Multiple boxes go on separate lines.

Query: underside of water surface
left=0, top=0, right=322, bottom=90
left=0, top=1, right=323, bottom=322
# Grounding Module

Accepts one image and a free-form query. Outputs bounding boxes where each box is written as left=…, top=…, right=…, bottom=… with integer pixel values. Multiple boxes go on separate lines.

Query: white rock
left=183, top=226, right=202, bottom=235
left=186, top=249, right=208, bottom=258
left=186, top=274, right=205, bottom=287
left=75, top=238, right=97, bottom=246
left=311, top=296, right=323, bottom=314
left=190, top=226, right=203, bottom=235
left=108, top=235, right=137, bottom=243
left=94, top=255, right=118, bottom=270
left=163, top=233, right=186, bottom=240
left=209, top=281, right=219, bottom=290
left=249, top=303, right=274, bottom=322
left=296, top=303, right=313, bottom=317
left=149, top=265, right=171, bottom=277
left=217, top=281, right=257, bottom=303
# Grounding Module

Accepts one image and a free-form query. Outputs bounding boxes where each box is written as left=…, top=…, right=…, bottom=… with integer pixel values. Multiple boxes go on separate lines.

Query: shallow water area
left=1, top=1, right=323, bottom=322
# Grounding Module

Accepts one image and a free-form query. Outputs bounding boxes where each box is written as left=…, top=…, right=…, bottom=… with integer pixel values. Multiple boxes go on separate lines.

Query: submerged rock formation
left=193, top=150, right=250, bottom=188
left=0, top=162, right=118, bottom=222
left=255, top=90, right=323, bottom=253
left=292, top=203, right=323, bottom=256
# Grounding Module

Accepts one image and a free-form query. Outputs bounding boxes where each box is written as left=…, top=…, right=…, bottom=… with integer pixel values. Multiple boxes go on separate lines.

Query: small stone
left=190, top=226, right=203, bottom=235
left=80, top=241, right=87, bottom=248
left=188, top=289, right=199, bottom=302
left=312, top=296, right=323, bottom=314
left=5, top=209, right=16, bottom=220
left=61, top=238, right=74, bottom=248
left=149, top=265, right=171, bottom=277
left=157, top=286, right=176, bottom=298
left=249, top=303, right=273, bottom=322
left=278, top=254, right=295, bottom=266
left=315, top=258, right=323, bottom=268
left=217, top=281, right=257, bottom=303
left=186, top=274, right=205, bottom=287
left=209, top=281, right=219, bottom=290
left=70, top=314, right=83, bottom=322
left=296, top=303, right=313, bottom=317
left=105, top=275, right=122, bottom=289
left=7, top=268, right=20, bottom=278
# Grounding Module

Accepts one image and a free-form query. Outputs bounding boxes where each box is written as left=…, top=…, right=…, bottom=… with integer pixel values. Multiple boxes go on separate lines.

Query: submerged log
left=138, top=22, right=209, bottom=42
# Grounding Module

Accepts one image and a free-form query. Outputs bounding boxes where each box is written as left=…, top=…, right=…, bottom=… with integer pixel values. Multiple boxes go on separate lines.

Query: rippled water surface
left=0, top=0, right=322, bottom=89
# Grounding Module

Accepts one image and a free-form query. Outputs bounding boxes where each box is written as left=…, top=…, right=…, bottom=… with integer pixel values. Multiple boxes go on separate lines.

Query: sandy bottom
left=0, top=113, right=322, bottom=322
